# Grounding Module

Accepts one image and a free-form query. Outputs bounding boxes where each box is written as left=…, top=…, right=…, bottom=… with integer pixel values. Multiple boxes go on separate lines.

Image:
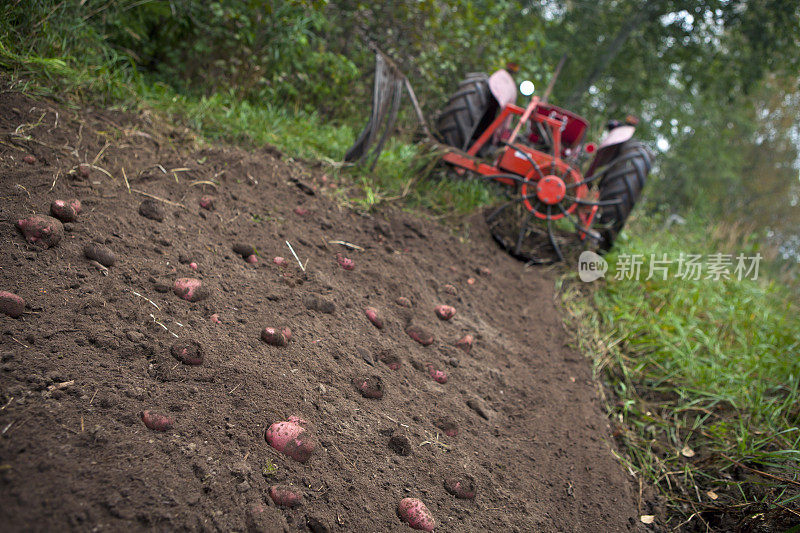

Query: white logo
left=578, top=251, right=608, bottom=282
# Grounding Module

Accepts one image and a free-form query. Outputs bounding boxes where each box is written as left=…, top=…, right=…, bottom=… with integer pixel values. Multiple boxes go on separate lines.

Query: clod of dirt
left=467, top=396, right=494, bottom=421
left=336, top=253, right=354, bottom=270
left=379, top=352, right=401, bottom=370
left=0, top=291, right=26, bottom=318
left=198, top=196, right=215, bottom=210
left=306, top=516, right=330, bottom=533
left=435, top=305, right=456, bottom=321
left=364, top=307, right=383, bottom=329
left=50, top=199, right=78, bottom=222
left=140, top=410, right=174, bottom=431
left=395, top=296, right=412, bottom=308
left=268, top=485, right=303, bottom=508
left=23, top=154, right=36, bottom=164
left=265, top=419, right=316, bottom=463
left=77, top=163, right=91, bottom=178
left=83, top=243, right=116, bottom=267
left=170, top=340, right=204, bottom=365
left=455, top=334, right=473, bottom=353
left=293, top=206, right=309, bottom=216
left=444, top=284, right=458, bottom=295
left=232, top=243, right=256, bottom=258
left=172, top=278, right=209, bottom=302
left=261, top=327, right=287, bottom=347
left=15, top=215, right=63, bottom=248
left=427, top=364, right=448, bottom=384
left=435, top=418, right=459, bottom=437
left=406, top=325, right=434, bottom=346
left=273, top=256, right=287, bottom=266
left=397, top=498, right=435, bottom=532
left=353, top=375, right=384, bottom=399
left=444, top=474, right=477, bottom=500
left=477, top=266, right=492, bottom=276
left=304, top=295, right=336, bottom=314
left=138, top=199, right=165, bottom=221
left=388, top=433, right=412, bottom=456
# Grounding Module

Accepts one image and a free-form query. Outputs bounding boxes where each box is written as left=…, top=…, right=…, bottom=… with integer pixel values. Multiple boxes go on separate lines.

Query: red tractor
left=434, top=67, right=653, bottom=263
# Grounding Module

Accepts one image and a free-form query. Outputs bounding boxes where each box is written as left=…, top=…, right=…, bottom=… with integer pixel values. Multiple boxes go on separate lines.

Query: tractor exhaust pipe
left=541, top=54, right=567, bottom=104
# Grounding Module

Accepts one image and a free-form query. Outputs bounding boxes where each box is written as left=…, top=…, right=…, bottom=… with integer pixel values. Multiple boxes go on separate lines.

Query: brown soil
left=0, top=85, right=652, bottom=531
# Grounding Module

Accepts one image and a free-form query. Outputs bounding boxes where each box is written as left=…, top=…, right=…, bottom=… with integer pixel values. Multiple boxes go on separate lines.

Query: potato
left=443, top=284, right=457, bottom=295
left=281, top=327, right=292, bottom=342
left=23, top=154, right=36, bottom=164
left=477, top=266, right=492, bottom=276
left=140, top=410, right=174, bottom=431
left=15, top=215, right=63, bottom=248
left=444, top=474, right=477, bottom=500
left=293, top=206, right=309, bottom=216
left=397, top=498, right=435, bottom=531
left=353, top=375, right=384, bottom=399
left=245, top=254, right=258, bottom=264
left=0, top=291, right=25, bottom=318
left=198, top=195, right=215, bottom=210
left=467, top=277, right=476, bottom=285
left=69, top=198, right=82, bottom=214
left=50, top=200, right=78, bottom=222
left=83, top=243, right=116, bottom=267
left=265, top=419, right=316, bottom=462
left=336, top=253, right=354, bottom=270
left=364, top=307, right=383, bottom=329
left=273, top=256, right=287, bottom=266
left=379, top=352, right=401, bottom=370
left=172, top=278, right=209, bottom=302
left=261, top=327, right=287, bottom=347
left=189, top=262, right=198, bottom=271
left=406, top=325, right=434, bottom=346
left=395, top=296, right=412, bottom=308
left=434, top=305, right=456, bottom=321
left=170, top=340, right=204, bottom=365
left=455, top=334, right=473, bottom=353
left=268, top=485, right=303, bottom=508
left=427, top=364, right=448, bottom=384
left=435, top=418, right=458, bottom=437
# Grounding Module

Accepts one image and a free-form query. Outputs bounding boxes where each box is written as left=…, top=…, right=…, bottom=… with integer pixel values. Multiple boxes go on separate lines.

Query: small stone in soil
left=388, top=434, right=412, bottom=456
left=83, top=243, right=116, bottom=267
left=138, top=199, right=165, bottom=222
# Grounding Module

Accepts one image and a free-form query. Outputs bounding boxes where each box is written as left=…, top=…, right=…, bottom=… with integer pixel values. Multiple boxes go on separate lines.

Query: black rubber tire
left=435, top=74, right=493, bottom=150
left=597, top=140, right=653, bottom=250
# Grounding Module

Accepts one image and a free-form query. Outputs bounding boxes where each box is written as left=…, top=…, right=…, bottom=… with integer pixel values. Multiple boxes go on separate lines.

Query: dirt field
left=0, top=86, right=655, bottom=531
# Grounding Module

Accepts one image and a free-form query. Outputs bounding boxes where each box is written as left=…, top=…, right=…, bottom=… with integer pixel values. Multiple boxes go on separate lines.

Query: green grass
left=561, top=215, right=800, bottom=526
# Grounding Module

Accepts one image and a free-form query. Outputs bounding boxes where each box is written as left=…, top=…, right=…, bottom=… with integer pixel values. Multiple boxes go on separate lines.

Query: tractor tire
left=597, top=140, right=653, bottom=250
left=435, top=74, right=493, bottom=150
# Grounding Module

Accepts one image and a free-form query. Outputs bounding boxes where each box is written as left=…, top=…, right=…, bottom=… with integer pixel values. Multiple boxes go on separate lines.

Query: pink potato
left=210, top=313, right=221, bottom=324
left=444, top=475, right=477, bottom=500
left=406, top=325, right=434, bottom=346
left=198, top=195, right=215, bottom=210
left=467, top=277, right=476, bottom=285
left=477, top=266, right=492, bottom=276
left=170, top=340, right=204, bottom=365
left=397, top=498, right=435, bottom=531
left=455, top=334, right=473, bottom=354
left=0, top=291, right=26, bottom=318
left=353, top=375, right=384, bottom=399
left=281, top=327, right=292, bottom=342
left=69, top=198, right=82, bottom=214
left=395, top=296, right=412, bottom=308
left=261, top=327, right=287, bottom=347
left=23, top=154, right=36, bottom=164
left=427, top=364, right=448, bottom=384
left=336, top=253, right=354, bottom=270
left=434, top=305, right=456, bottom=321
left=379, top=352, right=402, bottom=370
left=50, top=199, right=78, bottom=222
left=189, top=262, right=198, bottom=271
left=265, top=419, right=316, bottom=462
left=15, top=215, right=63, bottom=248
left=364, top=307, right=383, bottom=329
left=293, top=206, right=309, bottom=216
left=435, top=418, right=458, bottom=438
left=273, top=256, right=287, bottom=266
left=443, top=284, right=457, bottom=295
left=245, top=254, right=258, bottom=264
left=172, top=278, right=208, bottom=302
left=140, top=410, right=174, bottom=431
left=268, top=485, right=303, bottom=508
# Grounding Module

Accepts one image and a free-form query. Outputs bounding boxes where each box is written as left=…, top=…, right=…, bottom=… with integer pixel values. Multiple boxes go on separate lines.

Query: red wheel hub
left=536, top=175, right=566, bottom=205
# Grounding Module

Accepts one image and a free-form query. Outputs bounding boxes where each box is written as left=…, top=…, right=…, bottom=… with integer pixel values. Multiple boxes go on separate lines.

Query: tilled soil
left=0, top=86, right=649, bottom=532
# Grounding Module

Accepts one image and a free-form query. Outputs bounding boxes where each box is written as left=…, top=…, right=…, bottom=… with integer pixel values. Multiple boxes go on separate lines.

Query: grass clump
left=561, top=214, right=800, bottom=527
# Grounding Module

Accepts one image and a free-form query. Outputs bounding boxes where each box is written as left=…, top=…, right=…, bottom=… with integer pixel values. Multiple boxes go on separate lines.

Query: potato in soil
left=397, top=498, right=435, bottom=531
left=15, top=215, right=63, bottom=248
left=265, top=419, right=316, bottom=462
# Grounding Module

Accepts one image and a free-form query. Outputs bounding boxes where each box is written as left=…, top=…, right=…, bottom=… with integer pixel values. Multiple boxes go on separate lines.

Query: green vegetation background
left=2, top=0, right=798, bottom=527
